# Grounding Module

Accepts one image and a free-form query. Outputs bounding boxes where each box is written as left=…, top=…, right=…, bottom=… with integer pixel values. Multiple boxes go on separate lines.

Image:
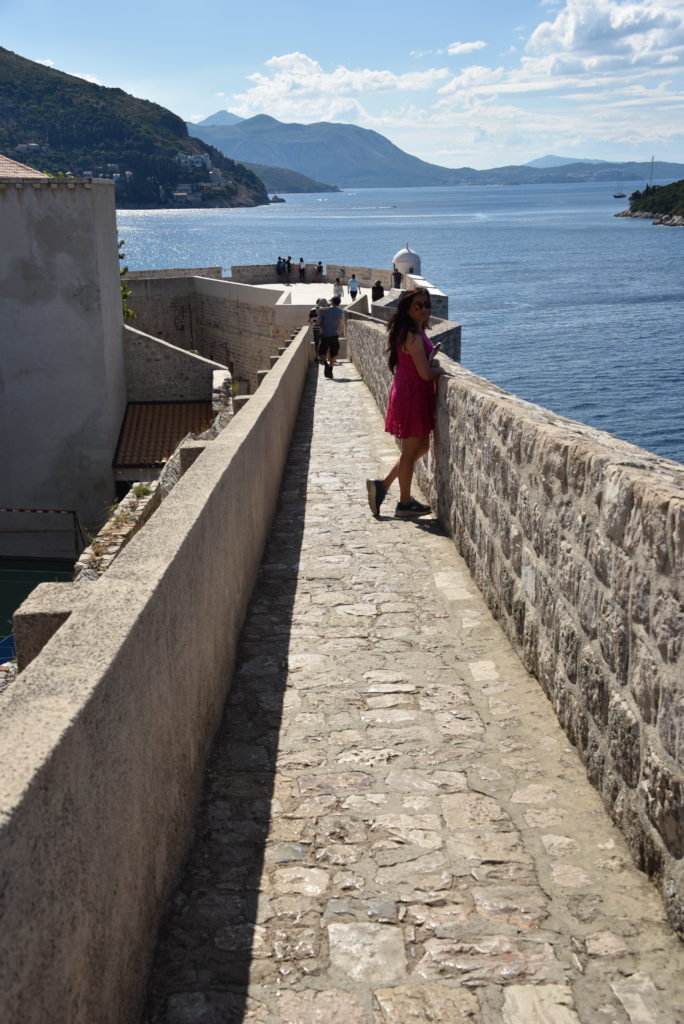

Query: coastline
left=615, top=209, right=684, bottom=226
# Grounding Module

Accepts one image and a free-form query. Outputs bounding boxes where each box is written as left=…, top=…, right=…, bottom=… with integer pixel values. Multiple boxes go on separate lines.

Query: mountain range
left=0, top=48, right=268, bottom=208
left=187, top=113, right=684, bottom=191
left=3, top=45, right=683, bottom=206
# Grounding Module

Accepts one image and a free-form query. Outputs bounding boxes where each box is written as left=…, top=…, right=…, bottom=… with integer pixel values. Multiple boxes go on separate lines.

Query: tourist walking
left=391, top=265, right=403, bottom=289
left=298, top=258, right=306, bottom=281
left=366, top=287, right=449, bottom=518
left=348, top=274, right=361, bottom=301
left=332, top=277, right=344, bottom=299
left=371, top=280, right=385, bottom=301
left=316, top=295, right=343, bottom=379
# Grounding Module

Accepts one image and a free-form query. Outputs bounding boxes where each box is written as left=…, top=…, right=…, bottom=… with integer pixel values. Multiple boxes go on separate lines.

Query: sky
left=3, top=0, right=684, bottom=169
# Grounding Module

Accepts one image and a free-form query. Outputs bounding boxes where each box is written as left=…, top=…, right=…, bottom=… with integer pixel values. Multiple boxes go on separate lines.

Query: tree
left=118, top=238, right=136, bottom=321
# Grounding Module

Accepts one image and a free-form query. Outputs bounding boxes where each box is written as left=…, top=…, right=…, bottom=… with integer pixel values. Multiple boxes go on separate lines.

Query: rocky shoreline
left=615, top=209, right=684, bottom=226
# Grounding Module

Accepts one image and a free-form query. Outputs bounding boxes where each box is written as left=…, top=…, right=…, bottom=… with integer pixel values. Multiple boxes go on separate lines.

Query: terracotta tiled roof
left=114, top=402, right=213, bottom=468
left=0, top=154, right=50, bottom=179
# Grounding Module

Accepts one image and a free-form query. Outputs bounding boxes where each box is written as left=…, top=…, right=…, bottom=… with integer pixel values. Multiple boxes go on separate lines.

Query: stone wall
left=127, top=276, right=314, bottom=392
left=126, top=277, right=197, bottom=351
left=123, top=325, right=229, bottom=402
left=193, top=279, right=299, bottom=390
left=125, top=267, right=223, bottom=280
left=347, top=318, right=684, bottom=933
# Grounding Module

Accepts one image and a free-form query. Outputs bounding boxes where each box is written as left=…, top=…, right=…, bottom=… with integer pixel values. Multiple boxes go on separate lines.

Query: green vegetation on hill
left=628, top=179, right=684, bottom=218
left=240, top=160, right=339, bottom=193
left=0, top=47, right=268, bottom=208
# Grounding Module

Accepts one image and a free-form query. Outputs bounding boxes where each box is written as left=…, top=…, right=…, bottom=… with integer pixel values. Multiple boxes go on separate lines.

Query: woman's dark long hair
left=386, top=287, right=430, bottom=373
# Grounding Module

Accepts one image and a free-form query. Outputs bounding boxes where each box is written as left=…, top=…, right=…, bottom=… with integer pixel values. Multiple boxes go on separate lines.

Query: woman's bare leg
left=386, top=435, right=429, bottom=503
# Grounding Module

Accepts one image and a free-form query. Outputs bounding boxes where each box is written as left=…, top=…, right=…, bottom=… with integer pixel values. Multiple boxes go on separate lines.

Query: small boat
left=613, top=170, right=626, bottom=198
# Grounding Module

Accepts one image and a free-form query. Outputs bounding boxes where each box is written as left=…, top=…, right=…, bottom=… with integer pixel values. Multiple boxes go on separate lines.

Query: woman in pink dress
left=366, top=287, right=450, bottom=519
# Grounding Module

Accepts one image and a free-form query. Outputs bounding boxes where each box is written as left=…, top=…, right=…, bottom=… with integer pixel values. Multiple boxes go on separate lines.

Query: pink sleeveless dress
left=385, top=330, right=436, bottom=439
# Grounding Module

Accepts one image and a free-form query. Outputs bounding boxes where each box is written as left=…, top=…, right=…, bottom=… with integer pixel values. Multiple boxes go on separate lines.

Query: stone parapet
left=0, top=329, right=312, bottom=1024
left=125, top=267, right=223, bottom=279
left=347, top=318, right=684, bottom=932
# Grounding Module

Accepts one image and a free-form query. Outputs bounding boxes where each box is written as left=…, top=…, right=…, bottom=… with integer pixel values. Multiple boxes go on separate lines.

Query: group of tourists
left=276, top=257, right=324, bottom=281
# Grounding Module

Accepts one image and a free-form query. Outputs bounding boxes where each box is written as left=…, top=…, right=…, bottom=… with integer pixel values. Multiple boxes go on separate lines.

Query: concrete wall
left=347, top=318, right=684, bottom=933
left=123, top=325, right=229, bottom=402
left=0, top=329, right=312, bottom=1024
left=0, top=179, right=125, bottom=553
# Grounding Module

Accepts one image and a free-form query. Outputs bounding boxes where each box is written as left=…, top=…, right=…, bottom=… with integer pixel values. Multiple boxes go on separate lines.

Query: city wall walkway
left=142, top=358, right=684, bottom=1024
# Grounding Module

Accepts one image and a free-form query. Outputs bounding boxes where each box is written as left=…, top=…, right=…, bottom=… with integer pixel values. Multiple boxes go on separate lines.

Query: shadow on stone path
left=142, top=360, right=684, bottom=1024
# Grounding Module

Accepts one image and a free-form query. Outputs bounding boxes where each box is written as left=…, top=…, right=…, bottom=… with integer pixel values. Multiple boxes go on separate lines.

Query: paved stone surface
left=142, top=361, right=684, bottom=1024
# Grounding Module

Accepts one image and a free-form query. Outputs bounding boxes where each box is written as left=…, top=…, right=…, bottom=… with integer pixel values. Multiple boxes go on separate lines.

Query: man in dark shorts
left=316, top=295, right=343, bottom=379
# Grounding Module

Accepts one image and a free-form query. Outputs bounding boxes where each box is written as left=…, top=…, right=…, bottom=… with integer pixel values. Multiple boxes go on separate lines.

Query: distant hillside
left=526, top=154, right=609, bottom=168
left=186, top=115, right=684, bottom=190
left=241, top=161, right=339, bottom=193
left=188, top=115, right=474, bottom=188
left=197, top=110, right=244, bottom=127
left=0, top=48, right=268, bottom=209
left=624, top=179, right=684, bottom=220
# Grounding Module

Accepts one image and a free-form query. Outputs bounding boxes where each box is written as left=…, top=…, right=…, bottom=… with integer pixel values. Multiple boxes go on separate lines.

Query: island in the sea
left=617, top=178, right=684, bottom=226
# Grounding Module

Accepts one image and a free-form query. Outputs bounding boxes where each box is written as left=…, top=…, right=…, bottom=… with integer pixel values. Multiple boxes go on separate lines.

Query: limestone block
left=555, top=615, right=581, bottom=684
left=578, top=646, right=610, bottom=727
left=607, top=693, right=641, bottom=788
left=641, top=750, right=684, bottom=857
left=327, top=922, right=407, bottom=983
left=657, top=683, right=684, bottom=764
left=631, top=482, right=672, bottom=572
left=179, top=438, right=210, bottom=475
left=557, top=542, right=580, bottom=603
left=630, top=569, right=651, bottom=626
left=652, top=588, right=683, bottom=663
left=567, top=445, right=588, bottom=497
left=673, top=498, right=684, bottom=573
left=373, top=983, right=478, bottom=1022
left=629, top=639, right=661, bottom=725
left=576, top=568, right=600, bottom=638
left=540, top=436, right=569, bottom=498
left=600, top=467, right=634, bottom=544
left=598, top=596, right=629, bottom=684
left=13, top=581, right=91, bottom=671
left=502, top=983, right=580, bottom=1023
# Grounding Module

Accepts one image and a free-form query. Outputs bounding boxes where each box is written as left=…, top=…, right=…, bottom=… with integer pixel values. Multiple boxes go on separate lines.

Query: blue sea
left=117, top=182, right=684, bottom=465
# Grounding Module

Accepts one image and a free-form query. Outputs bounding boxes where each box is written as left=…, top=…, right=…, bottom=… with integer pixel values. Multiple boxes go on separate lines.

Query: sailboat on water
left=613, top=170, right=626, bottom=198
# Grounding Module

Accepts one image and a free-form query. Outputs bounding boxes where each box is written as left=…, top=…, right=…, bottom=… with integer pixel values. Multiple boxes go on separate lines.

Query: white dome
left=392, top=243, right=421, bottom=275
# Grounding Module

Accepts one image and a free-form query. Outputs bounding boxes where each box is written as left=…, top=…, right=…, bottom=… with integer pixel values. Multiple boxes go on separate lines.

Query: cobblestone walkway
left=142, top=360, right=684, bottom=1024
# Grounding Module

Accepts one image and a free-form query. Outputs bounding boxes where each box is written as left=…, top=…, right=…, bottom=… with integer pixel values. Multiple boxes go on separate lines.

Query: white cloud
left=439, top=65, right=505, bottom=95
left=36, top=59, right=55, bottom=67
left=222, top=3, right=684, bottom=167
left=447, top=41, right=487, bottom=55
left=231, top=51, right=449, bottom=122
left=527, top=0, right=684, bottom=72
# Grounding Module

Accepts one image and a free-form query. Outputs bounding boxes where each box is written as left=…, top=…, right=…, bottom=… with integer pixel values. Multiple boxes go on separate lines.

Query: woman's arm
left=405, top=331, right=446, bottom=381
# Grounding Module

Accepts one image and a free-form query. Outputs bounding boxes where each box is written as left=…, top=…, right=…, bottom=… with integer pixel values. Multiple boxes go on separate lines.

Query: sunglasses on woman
left=414, top=300, right=431, bottom=309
